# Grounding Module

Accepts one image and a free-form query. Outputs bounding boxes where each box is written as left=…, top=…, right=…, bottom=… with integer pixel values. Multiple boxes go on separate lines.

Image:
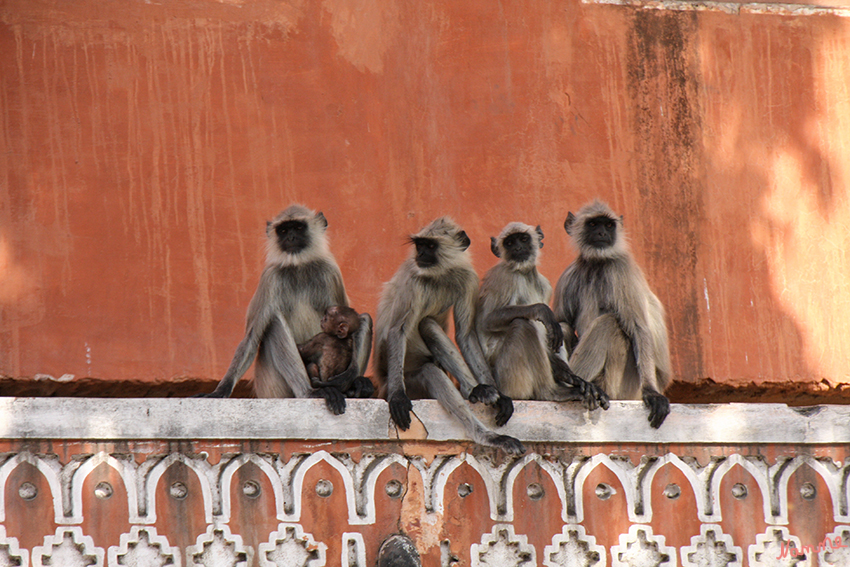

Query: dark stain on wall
left=627, top=10, right=705, bottom=384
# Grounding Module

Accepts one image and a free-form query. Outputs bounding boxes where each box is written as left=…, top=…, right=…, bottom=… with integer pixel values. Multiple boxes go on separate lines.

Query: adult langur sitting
left=554, top=200, right=671, bottom=428
left=198, top=205, right=373, bottom=413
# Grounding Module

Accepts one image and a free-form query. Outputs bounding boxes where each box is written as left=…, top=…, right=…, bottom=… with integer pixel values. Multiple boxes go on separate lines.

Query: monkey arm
left=200, top=329, right=263, bottom=397
left=353, top=313, right=373, bottom=375
left=631, top=326, right=670, bottom=428
left=452, top=285, right=497, bottom=389
left=482, top=304, right=564, bottom=352
left=200, top=271, right=278, bottom=397
left=419, top=317, right=479, bottom=398
left=385, top=323, right=413, bottom=429
left=418, top=317, right=512, bottom=426
left=549, top=353, right=610, bottom=411
left=451, top=291, right=515, bottom=427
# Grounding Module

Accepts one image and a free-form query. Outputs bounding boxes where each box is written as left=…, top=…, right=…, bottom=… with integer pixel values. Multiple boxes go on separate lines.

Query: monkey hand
left=535, top=304, right=564, bottom=352
left=388, top=391, right=413, bottom=430
left=554, top=369, right=609, bottom=410
left=642, top=390, right=670, bottom=429
left=470, top=385, right=514, bottom=426
left=346, top=376, right=375, bottom=399
left=311, top=386, right=347, bottom=415
left=488, top=434, right=526, bottom=455
left=577, top=380, right=609, bottom=411
left=492, top=395, right=514, bottom=427
left=469, top=384, right=499, bottom=405
left=322, top=366, right=358, bottom=392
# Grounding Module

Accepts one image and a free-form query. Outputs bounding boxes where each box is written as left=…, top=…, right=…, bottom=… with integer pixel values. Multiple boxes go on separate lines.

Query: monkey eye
left=606, top=221, right=615, bottom=229
left=588, top=220, right=596, bottom=227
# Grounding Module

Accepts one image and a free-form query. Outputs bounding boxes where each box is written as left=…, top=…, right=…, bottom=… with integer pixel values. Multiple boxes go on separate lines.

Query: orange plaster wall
left=2, top=0, right=850, bottom=399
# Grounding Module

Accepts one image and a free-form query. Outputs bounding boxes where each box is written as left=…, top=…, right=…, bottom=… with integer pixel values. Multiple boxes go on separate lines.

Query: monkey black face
left=584, top=215, right=617, bottom=249
left=501, top=231, right=535, bottom=263
left=413, top=237, right=440, bottom=269
left=274, top=220, right=311, bottom=254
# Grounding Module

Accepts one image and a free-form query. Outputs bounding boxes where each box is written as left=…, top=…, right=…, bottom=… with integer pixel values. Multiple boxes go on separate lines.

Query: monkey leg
left=418, top=317, right=480, bottom=399
left=568, top=314, right=630, bottom=399
left=491, top=319, right=551, bottom=400
left=255, top=342, right=296, bottom=398
left=257, top=318, right=346, bottom=414
left=415, top=363, right=525, bottom=455
left=419, top=317, right=513, bottom=427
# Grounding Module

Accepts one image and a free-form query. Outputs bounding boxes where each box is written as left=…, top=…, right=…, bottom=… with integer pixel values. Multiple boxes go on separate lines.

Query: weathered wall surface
left=2, top=0, right=850, bottom=400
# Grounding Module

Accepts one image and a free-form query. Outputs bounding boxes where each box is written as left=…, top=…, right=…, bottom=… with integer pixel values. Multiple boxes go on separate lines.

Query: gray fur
left=203, top=205, right=372, bottom=407
left=553, top=200, right=671, bottom=427
left=477, top=222, right=608, bottom=408
left=374, top=217, right=525, bottom=454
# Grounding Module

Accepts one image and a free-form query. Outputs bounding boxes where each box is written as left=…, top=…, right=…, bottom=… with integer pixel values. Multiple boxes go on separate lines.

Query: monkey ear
left=564, top=212, right=577, bottom=235
left=316, top=211, right=328, bottom=229
left=266, top=220, right=273, bottom=235
left=336, top=321, right=349, bottom=339
left=535, top=225, right=544, bottom=248
left=619, top=215, right=624, bottom=225
left=490, top=237, right=501, bottom=258
left=457, top=230, right=471, bottom=251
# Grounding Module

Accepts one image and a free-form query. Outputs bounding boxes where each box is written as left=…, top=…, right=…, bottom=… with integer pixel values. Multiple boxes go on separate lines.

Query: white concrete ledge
left=1, top=398, right=848, bottom=444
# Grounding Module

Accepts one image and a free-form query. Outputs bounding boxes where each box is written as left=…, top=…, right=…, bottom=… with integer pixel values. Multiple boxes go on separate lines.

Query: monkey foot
left=487, top=434, right=526, bottom=455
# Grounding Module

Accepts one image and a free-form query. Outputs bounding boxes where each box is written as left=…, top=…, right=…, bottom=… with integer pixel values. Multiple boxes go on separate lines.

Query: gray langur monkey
left=553, top=200, right=671, bottom=428
left=198, top=205, right=373, bottom=413
left=476, top=222, right=610, bottom=409
left=374, top=217, right=525, bottom=454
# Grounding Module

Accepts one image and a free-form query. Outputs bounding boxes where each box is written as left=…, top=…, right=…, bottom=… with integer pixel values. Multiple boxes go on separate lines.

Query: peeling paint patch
left=323, top=0, right=400, bottom=74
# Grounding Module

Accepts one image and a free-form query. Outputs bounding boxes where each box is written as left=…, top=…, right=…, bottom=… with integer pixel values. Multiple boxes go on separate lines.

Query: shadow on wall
left=622, top=8, right=850, bottom=404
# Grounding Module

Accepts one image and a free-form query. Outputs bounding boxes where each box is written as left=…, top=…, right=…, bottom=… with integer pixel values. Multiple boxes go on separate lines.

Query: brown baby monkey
left=298, top=305, right=372, bottom=397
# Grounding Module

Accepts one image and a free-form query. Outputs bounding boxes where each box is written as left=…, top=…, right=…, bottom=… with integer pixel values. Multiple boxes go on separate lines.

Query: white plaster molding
left=611, top=525, right=677, bottom=567
left=286, top=451, right=357, bottom=525
left=0, top=526, right=28, bottom=567
left=69, top=452, right=141, bottom=524
left=706, top=454, right=773, bottom=524
left=331, top=452, right=408, bottom=524
left=820, top=526, right=850, bottom=567
left=257, top=523, right=326, bottom=567
left=680, top=525, right=742, bottom=567
left=0, top=451, right=64, bottom=524
left=143, top=453, right=216, bottom=525
left=32, top=527, right=105, bottom=567
left=2, top=399, right=849, bottom=444
left=341, top=533, right=367, bottom=567
left=218, top=453, right=286, bottom=524
left=186, top=524, right=251, bottom=567
left=107, top=526, right=181, bottom=567
left=499, top=453, right=567, bottom=523
left=543, top=524, right=606, bottom=567
left=748, top=527, right=811, bottom=567
left=636, top=454, right=711, bottom=523
left=471, top=524, right=536, bottom=567
left=573, top=454, right=639, bottom=524
left=772, top=455, right=846, bottom=523
left=409, top=454, right=464, bottom=516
